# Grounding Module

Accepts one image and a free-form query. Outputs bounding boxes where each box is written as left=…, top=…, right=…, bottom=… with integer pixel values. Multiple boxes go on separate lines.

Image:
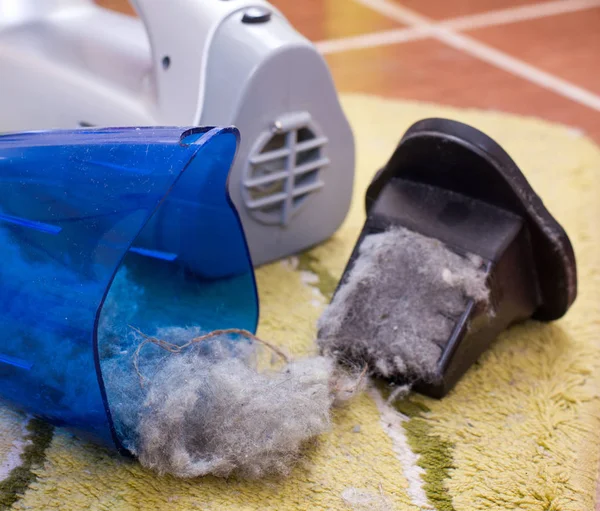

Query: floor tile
left=324, top=39, right=600, bottom=141
left=270, top=0, right=405, bottom=41
left=466, top=7, right=600, bottom=95
left=388, top=0, right=537, bottom=21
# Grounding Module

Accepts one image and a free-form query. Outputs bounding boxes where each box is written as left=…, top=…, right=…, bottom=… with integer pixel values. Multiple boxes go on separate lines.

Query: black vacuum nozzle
left=330, top=118, right=577, bottom=398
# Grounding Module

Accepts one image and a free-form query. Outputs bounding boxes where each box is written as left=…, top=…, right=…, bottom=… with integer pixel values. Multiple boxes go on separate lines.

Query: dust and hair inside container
left=97, top=253, right=357, bottom=479
left=317, top=226, right=491, bottom=385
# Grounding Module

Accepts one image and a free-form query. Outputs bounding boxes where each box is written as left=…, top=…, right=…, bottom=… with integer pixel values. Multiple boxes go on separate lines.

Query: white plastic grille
left=243, top=113, right=329, bottom=226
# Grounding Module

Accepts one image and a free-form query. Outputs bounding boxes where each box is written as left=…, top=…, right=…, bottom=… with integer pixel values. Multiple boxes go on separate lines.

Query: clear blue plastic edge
left=0, top=126, right=259, bottom=452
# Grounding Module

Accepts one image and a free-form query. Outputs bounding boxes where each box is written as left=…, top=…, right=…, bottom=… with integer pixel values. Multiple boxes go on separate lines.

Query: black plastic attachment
left=336, top=118, right=577, bottom=398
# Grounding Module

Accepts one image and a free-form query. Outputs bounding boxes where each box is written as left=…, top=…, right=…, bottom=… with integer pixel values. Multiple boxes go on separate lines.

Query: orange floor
left=98, top=0, right=600, bottom=143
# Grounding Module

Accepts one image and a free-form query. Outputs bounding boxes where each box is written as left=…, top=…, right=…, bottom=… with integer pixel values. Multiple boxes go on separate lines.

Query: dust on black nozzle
left=343, top=118, right=577, bottom=398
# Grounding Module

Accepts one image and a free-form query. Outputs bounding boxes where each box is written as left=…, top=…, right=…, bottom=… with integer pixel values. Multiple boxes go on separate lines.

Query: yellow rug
left=1, top=94, right=599, bottom=511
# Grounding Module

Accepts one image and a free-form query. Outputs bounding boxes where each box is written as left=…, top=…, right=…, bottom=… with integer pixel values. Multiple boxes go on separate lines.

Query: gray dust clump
left=317, top=226, right=489, bottom=383
left=102, top=328, right=344, bottom=479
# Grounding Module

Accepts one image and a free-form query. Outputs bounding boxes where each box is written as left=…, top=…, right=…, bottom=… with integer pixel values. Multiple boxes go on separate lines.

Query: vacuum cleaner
left=0, top=0, right=355, bottom=266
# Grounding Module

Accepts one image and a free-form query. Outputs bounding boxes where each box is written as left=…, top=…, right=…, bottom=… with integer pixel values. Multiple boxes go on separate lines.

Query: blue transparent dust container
left=0, top=126, right=258, bottom=454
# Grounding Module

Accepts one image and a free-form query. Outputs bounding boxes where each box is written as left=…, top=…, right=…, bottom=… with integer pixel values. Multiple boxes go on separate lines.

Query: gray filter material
left=317, top=227, right=490, bottom=384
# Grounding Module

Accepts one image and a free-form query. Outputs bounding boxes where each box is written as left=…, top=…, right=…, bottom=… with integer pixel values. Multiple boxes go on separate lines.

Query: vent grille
left=243, top=113, right=329, bottom=226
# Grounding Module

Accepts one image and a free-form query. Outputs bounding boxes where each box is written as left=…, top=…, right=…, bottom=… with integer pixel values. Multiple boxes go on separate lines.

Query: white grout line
left=354, top=0, right=428, bottom=25
left=315, top=26, right=429, bottom=54
left=432, top=29, right=600, bottom=111
left=444, top=0, right=600, bottom=31
left=349, top=0, right=600, bottom=112
left=0, top=416, right=31, bottom=481
left=316, top=0, right=600, bottom=53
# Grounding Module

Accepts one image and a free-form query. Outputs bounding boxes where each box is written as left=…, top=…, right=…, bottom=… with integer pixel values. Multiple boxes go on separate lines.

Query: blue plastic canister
left=0, top=126, right=258, bottom=453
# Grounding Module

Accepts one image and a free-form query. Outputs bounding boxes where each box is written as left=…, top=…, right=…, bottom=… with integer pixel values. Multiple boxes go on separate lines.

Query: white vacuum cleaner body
left=0, top=0, right=355, bottom=266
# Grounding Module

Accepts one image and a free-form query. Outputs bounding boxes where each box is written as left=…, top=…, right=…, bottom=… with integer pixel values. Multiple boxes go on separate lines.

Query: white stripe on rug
left=370, top=389, right=433, bottom=510
left=0, top=415, right=31, bottom=481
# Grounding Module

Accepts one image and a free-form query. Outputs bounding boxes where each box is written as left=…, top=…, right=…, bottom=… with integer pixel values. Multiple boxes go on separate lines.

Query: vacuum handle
left=128, top=0, right=282, bottom=125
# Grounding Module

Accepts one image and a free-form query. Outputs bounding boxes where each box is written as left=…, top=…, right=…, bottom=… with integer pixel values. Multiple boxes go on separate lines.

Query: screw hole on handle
left=162, top=56, right=171, bottom=70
